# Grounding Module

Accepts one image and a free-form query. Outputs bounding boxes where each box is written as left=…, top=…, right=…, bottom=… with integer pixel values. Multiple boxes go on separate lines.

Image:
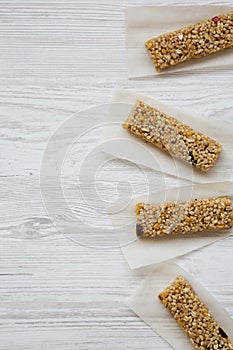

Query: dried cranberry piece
left=136, top=224, right=144, bottom=237
left=212, top=16, right=220, bottom=24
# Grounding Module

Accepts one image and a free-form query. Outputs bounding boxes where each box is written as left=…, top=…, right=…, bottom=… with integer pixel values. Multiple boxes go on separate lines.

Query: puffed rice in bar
left=122, top=100, right=222, bottom=172
left=159, top=275, right=233, bottom=350
left=136, top=196, right=233, bottom=238
left=145, top=12, right=233, bottom=72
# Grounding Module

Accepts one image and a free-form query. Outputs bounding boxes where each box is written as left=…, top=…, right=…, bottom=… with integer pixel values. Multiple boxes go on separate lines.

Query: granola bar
left=136, top=196, right=233, bottom=238
left=145, top=12, right=233, bottom=72
left=122, top=100, right=222, bottom=172
left=159, top=275, right=233, bottom=350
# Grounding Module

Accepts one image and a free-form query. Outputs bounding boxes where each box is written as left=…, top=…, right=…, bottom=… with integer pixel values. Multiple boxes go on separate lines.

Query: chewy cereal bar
left=136, top=196, right=233, bottom=238
left=145, top=12, right=233, bottom=72
left=159, top=275, right=233, bottom=350
left=123, top=100, right=222, bottom=172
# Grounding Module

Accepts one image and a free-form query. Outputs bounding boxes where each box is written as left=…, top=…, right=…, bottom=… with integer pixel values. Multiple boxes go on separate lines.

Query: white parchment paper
left=125, top=6, right=233, bottom=78
left=101, top=89, right=233, bottom=183
left=109, top=181, right=233, bottom=269
left=128, top=262, right=233, bottom=350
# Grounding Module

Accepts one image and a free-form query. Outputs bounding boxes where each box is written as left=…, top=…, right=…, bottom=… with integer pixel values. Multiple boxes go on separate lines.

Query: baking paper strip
left=127, top=262, right=233, bottom=350
left=109, top=181, right=233, bottom=269
left=101, top=89, right=233, bottom=183
left=125, top=5, right=233, bottom=78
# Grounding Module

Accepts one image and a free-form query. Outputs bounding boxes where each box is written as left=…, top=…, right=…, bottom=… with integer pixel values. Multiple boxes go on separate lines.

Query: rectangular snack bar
left=123, top=100, right=222, bottom=172
left=159, top=275, right=233, bottom=350
left=145, top=12, right=233, bottom=72
left=136, top=196, right=233, bottom=238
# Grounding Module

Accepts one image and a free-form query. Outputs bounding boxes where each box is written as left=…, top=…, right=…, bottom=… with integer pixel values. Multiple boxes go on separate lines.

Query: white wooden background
left=0, top=0, right=232, bottom=349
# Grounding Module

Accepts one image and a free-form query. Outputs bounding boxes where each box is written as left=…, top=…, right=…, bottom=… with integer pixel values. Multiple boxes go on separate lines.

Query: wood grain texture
left=0, top=0, right=232, bottom=349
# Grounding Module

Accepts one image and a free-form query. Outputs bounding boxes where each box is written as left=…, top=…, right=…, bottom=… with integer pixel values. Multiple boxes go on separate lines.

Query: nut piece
left=123, top=100, right=222, bottom=172
left=159, top=276, right=233, bottom=349
left=145, top=12, right=233, bottom=72
left=136, top=196, right=233, bottom=238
